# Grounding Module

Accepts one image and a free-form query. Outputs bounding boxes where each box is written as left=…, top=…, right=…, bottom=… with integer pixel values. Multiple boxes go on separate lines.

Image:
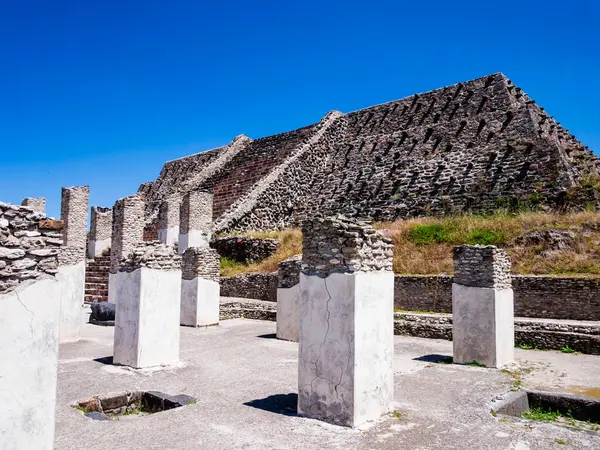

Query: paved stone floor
left=55, top=315, right=600, bottom=449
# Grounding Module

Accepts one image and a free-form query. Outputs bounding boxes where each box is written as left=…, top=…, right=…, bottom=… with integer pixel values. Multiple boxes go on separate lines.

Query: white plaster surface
left=113, top=268, right=181, bottom=368
left=180, top=277, right=220, bottom=327
left=0, top=278, right=61, bottom=450
left=87, top=238, right=111, bottom=258
left=276, top=284, right=299, bottom=342
left=178, top=230, right=210, bottom=255
left=298, top=271, right=394, bottom=427
left=57, top=261, right=85, bottom=343
left=108, top=272, right=118, bottom=304
left=158, top=226, right=179, bottom=246
left=452, top=283, right=515, bottom=368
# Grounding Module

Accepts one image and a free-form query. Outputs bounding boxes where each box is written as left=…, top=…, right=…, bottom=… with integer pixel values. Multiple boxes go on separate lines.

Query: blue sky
left=1, top=0, right=598, bottom=218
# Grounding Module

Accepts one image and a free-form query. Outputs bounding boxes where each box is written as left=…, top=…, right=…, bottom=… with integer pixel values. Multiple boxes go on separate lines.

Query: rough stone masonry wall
left=139, top=73, right=599, bottom=232
left=110, top=194, right=145, bottom=273
left=214, top=111, right=345, bottom=232
left=158, top=196, right=180, bottom=229
left=0, top=201, right=63, bottom=294
left=393, top=274, right=600, bottom=321
left=309, top=73, right=599, bottom=223
left=119, top=242, right=181, bottom=272
left=21, top=197, right=46, bottom=214
left=210, top=237, right=279, bottom=263
left=278, top=254, right=302, bottom=288
left=181, top=247, right=220, bottom=282
left=180, top=191, right=212, bottom=235
left=220, top=272, right=278, bottom=302
left=89, top=206, right=112, bottom=242
left=453, top=245, right=511, bottom=289
left=59, top=186, right=89, bottom=266
left=301, top=215, right=393, bottom=275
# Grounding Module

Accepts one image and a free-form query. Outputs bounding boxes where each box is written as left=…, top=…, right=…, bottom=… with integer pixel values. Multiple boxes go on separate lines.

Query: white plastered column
left=452, top=283, right=515, bottom=368
left=88, top=238, right=111, bottom=258
left=113, top=268, right=181, bottom=368
left=180, top=277, right=219, bottom=327
left=298, top=271, right=394, bottom=427
left=57, top=261, right=85, bottom=343
left=178, top=230, right=210, bottom=254
left=158, top=227, right=179, bottom=246
left=276, top=284, right=300, bottom=342
left=0, top=278, right=62, bottom=450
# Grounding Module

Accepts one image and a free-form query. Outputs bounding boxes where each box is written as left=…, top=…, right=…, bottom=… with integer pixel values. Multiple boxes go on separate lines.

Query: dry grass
left=221, top=211, right=600, bottom=276
left=219, top=228, right=302, bottom=277
left=375, top=211, right=600, bottom=275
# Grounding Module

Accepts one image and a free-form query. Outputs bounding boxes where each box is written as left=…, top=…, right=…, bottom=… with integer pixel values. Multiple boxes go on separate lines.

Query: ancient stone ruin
left=2, top=74, right=600, bottom=449
left=137, top=73, right=599, bottom=234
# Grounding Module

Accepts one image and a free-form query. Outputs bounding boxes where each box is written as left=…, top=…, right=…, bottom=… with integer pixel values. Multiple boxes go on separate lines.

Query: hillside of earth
left=218, top=211, right=600, bottom=277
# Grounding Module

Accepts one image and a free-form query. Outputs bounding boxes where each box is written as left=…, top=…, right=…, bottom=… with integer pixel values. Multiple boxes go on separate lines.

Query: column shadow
left=243, top=393, right=298, bottom=416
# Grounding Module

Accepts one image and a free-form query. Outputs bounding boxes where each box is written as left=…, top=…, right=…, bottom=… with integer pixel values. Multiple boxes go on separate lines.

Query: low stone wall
left=221, top=271, right=600, bottom=322
left=211, top=237, right=279, bottom=263
left=394, top=275, right=453, bottom=313
left=393, top=312, right=600, bottom=355
left=395, top=275, right=600, bottom=321
left=220, top=272, right=278, bottom=302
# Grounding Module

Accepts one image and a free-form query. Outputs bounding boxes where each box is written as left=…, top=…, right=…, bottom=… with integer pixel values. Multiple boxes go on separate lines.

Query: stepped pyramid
left=138, top=73, right=599, bottom=232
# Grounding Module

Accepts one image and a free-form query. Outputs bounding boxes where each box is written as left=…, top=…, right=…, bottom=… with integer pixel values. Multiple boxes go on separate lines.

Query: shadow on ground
left=93, top=356, right=114, bottom=365
left=413, top=354, right=453, bottom=364
left=256, top=333, right=277, bottom=339
left=244, top=393, right=298, bottom=416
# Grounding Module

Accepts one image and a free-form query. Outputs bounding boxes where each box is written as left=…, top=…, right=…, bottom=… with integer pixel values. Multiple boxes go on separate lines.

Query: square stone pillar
left=158, top=196, right=180, bottom=246
left=178, top=190, right=212, bottom=255
left=0, top=278, right=62, bottom=450
left=298, top=216, right=394, bottom=427
left=276, top=255, right=302, bottom=342
left=88, top=206, right=112, bottom=258
left=452, top=245, right=514, bottom=368
left=180, top=247, right=220, bottom=327
left=109, top=194, right=145, bottom=304
left=57, top=186, right=89, bottom=343
left=21, top=197, right=46, bottom=214
left=113, top=244, right=182, bottom=368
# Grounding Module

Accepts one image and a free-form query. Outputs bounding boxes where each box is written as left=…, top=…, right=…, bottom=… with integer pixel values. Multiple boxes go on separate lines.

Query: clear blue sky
left=1, top=0, right=598, bottom=219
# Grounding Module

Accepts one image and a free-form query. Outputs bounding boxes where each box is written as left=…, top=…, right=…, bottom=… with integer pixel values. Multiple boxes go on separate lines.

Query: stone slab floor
left=54, top=315, right=600, bottom=449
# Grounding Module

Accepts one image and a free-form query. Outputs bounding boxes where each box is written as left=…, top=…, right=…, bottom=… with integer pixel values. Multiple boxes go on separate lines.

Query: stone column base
left=0, top=278, right=61, bottom=450
left=180, top=277, right=219, bottom=327
left=113, top=268, right=181, bottom=368
left=298, top=271, right=394, bottom=427
left=452, top=283, right=515, bottom=368
left=276, top=284, right=299, bottom=342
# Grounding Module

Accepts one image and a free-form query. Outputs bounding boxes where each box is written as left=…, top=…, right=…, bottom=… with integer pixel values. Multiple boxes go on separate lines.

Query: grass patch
left=522, top=406, right=562, bottom=422
left=408, top=223, right=454, bottom=245
left=391, top=410, right=403, bottom=420
left=465, top=229, right=506, bottom=245
left=555, top=439, right=567, bottom=445
left=517, top=343, right=535, bottom=350
left=466, top=361, right=486, bottom=368
left=560, top=346, right=577, bottom=354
